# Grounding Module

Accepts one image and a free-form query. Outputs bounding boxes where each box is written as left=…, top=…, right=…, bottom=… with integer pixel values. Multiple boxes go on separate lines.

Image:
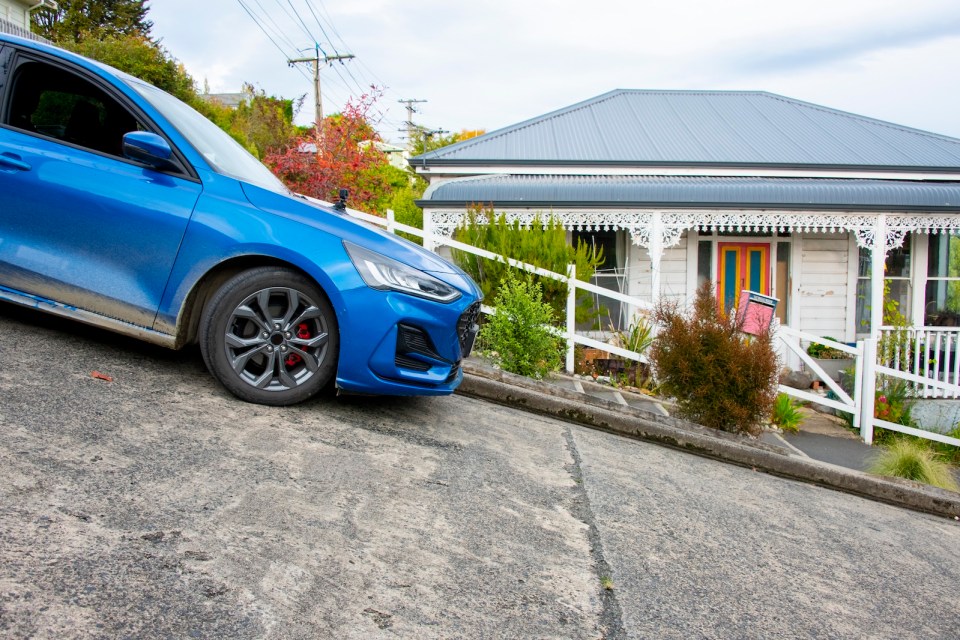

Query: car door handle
left=0, top=152, right=31, bottom=171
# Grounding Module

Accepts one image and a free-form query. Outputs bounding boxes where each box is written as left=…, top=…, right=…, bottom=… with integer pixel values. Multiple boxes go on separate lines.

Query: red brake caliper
left=284, top=323, right=311, bottom=368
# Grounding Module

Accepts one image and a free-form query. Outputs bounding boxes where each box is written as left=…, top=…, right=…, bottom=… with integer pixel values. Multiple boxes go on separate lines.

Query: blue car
left=0, top=34, right=481, bottom=405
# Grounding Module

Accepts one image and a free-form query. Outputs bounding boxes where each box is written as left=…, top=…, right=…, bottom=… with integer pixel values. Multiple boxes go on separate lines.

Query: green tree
left=222, top=85, right=299, bottom=159
left=387, top=173, right=428, bottom=242
left=32, top=0, right=151, bottom=43
left=410, top=127, right=485, bottom=156
left=393, top=127, right=484, bottom=240
left=64, top=34, right=195, bottom=102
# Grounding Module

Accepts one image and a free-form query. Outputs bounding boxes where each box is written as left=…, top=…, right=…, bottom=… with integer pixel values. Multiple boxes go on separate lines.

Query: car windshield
left=125, top=78, right=288, bottom=193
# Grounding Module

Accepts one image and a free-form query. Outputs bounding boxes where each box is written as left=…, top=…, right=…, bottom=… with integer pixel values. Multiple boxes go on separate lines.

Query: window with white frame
left=856, top=233, right=912, bottom=332
left=925, top=232, right=960, bottom=326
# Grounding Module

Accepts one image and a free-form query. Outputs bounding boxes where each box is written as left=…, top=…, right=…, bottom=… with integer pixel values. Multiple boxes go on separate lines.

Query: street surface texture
left=2, top=303, right=959, bottom=639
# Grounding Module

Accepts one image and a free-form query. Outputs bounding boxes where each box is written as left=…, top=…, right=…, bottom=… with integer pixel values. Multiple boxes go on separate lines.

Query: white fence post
left=852, top=339, right=864, bottom=431
left=422, top=210, right=436, bottom=251
left=860, top=337, right=877, bottom=445
left=386, top=208, right=396, bottom=234
left=566, top=263, right=576, bottom=374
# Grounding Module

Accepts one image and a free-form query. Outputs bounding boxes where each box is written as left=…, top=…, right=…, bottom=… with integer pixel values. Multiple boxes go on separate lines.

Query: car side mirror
left=123, top=131, right=175, bottom=170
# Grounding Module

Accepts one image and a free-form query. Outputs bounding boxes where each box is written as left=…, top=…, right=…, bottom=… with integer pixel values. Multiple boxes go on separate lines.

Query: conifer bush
left=649, top=283, right=779, bottom=436
left=452, top=207, right=604, bottom=325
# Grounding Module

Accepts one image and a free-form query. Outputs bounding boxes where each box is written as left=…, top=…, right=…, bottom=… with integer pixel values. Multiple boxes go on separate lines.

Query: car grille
left=395, top=323, right=446, bottom=371
left=394, top=354, right=432, bottom=372
left=457, top=302, right=481, bottom=358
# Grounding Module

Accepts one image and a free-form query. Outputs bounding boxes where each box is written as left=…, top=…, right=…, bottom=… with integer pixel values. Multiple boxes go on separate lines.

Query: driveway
left=2, top=304, right=959, bottom=639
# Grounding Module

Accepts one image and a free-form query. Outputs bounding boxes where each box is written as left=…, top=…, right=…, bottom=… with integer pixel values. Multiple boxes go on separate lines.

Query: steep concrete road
left=1, top=303, right=958, bottom=638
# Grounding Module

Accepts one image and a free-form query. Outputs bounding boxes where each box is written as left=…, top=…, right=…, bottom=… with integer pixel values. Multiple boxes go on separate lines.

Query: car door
left=0, top=48, right=202, bottom=329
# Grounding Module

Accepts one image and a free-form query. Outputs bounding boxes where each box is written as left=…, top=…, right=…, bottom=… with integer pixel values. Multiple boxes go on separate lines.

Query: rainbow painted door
left=717, top=243, right=771, bottom=313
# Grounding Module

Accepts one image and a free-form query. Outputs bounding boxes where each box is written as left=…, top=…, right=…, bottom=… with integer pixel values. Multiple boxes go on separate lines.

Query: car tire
left=199, top=267, right=339, bottom=406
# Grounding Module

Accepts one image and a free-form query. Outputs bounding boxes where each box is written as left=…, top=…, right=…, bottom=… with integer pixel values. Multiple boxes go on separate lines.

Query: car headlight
left=344, top=241, right=461, bottom=303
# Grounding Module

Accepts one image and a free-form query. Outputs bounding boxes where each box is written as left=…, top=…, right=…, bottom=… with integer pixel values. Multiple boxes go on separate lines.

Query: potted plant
left=806, top=336, right=853, bottom=382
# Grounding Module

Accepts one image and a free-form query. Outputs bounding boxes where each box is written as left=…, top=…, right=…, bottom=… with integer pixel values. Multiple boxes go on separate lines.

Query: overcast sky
left=149, top=0, right=960, bottom=144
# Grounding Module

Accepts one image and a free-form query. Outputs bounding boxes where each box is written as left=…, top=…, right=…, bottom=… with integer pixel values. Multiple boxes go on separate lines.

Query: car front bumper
left=333, top=288, right=480, bottom=396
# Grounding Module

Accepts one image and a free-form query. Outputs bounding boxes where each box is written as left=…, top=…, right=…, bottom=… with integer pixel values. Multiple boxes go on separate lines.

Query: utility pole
left=422, top=127, right=448, bottom=154
left=398, top=98, right=427, bottom=147
left=289, top=46, right=355, bottom=129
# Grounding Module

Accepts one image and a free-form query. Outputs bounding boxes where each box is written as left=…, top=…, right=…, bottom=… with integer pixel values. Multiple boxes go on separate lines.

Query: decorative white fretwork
left=854, top=227, right=908, bottom=252
left=425, top=208, right=960, bottom=253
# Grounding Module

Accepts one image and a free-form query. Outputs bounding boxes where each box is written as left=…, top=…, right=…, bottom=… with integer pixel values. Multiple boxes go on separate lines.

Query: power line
left=398, top=98, right=427, bottom=146
left=307, top=0, right=399, bottom=98
left=249, top=0, right=301, bottom=53
left=237, top=0, right=291, bottom=57
left=240, top=0, right=412, bottom=138
left=288, top=49, right=355, bottom=126
left=302, top=0, right=338, bottom=54
left=273, top=0, right=314, bottom=42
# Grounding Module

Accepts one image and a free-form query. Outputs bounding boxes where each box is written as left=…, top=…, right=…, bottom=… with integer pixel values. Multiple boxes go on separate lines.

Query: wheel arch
left=173, top=255, right=337, bottom=348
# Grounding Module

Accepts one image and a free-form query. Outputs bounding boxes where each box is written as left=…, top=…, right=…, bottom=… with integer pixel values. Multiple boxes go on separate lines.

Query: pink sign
left=736, top=290, right=778, bottom=336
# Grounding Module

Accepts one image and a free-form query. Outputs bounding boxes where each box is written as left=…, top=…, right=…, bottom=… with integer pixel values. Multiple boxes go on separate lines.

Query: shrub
left=611, top=313, right=655, bottom=355
left=806, top=336, right=846, bottom=359
left=452, top=207, right=604, bottom=326
left=846, top=377, right=920, bottom=444
left=771, top=394, right=804, bottom=432
left=480, top=272, right=562, bottom=379
left=868, top=439, right=959, bottom=491
left=649, top=283, right=779, bottom=436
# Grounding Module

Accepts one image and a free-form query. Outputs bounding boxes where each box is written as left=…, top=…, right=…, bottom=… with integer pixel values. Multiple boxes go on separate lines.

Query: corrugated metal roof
left=413, top=90, right=960, bottom=169
left=424, top=175, right=960, bottom=210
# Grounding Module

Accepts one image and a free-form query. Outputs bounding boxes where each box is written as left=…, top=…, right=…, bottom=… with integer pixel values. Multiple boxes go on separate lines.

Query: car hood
left=240, top=183, right=481, bottom=294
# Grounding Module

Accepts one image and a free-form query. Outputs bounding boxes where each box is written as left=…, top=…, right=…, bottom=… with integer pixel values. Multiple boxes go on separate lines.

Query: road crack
left=563, top=427, right=625, bottom=640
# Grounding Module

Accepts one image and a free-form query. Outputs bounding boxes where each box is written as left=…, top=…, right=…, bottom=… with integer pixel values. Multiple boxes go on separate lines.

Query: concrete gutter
left=459, top=362, right=960, bottom=519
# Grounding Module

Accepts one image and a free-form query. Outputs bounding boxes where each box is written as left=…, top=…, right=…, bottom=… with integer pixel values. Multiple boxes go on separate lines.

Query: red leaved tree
left=265, top=87, right=402, bottom=214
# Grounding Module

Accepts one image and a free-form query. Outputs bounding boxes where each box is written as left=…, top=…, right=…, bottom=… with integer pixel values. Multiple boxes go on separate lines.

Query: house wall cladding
left=627, top=233, right=688, bottom=305
left=798, top=232, right=850, bottom=341
left=0, top=3, right=27, bottom=29
left=621, top=229, right=850, bottom=341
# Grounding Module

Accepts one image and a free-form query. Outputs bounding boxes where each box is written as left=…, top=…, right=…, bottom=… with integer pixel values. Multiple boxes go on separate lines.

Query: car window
left=5, top=59, right=143, bottom=157
left=0, top=46, right=11, bottom=94
left=126, top=78, right=288, bottom=193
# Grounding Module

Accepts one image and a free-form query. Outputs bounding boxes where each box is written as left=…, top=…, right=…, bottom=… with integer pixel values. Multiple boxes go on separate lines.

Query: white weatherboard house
left=0, top=0, right=55, bottom=38
left=412, top=90, right=960, bottom=388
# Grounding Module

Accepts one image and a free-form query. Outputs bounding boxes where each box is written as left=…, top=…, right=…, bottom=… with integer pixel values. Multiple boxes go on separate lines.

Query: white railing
left=878, top=326, right=960, bottom=398
left=344, top=207, right=652, bottom=373
left=778, top=328, right=960, bottom=447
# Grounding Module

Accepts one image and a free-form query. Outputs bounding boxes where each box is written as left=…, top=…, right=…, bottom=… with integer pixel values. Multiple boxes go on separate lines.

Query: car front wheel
left=199, top=267, right=339, bottom=405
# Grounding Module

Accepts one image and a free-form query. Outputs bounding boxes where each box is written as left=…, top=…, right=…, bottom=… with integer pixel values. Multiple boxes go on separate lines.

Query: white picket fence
left=346, top=206, right=960, bottom=450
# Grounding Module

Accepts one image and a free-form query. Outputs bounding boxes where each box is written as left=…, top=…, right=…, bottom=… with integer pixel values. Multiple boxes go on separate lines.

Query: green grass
left=868, top=439, right=960, bottom=492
